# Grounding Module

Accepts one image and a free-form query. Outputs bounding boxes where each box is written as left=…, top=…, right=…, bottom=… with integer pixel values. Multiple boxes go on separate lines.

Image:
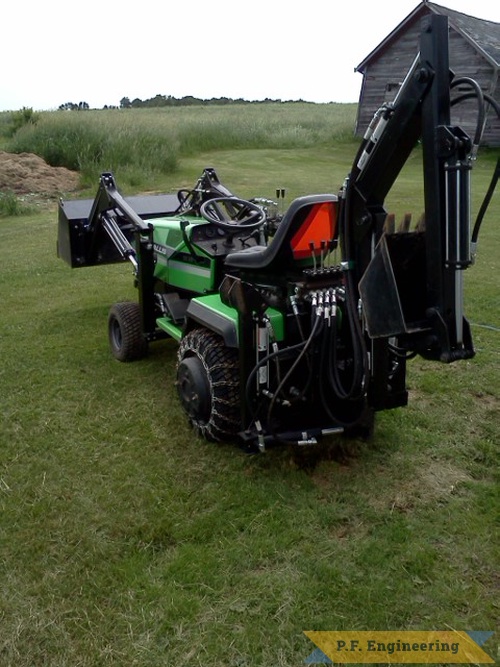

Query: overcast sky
left=1, top=0, right=499, bottom=111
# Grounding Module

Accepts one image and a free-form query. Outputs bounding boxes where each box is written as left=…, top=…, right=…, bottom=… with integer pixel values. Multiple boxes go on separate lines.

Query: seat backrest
left=225, top=194, right=338, bottom=272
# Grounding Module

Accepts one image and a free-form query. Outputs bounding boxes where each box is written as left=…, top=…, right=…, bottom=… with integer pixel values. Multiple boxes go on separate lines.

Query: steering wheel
left=199, top=197, right=266, bottom=232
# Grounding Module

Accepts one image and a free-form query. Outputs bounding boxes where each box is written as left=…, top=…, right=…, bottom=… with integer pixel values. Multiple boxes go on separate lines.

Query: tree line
left=58, top=94, right=307, bottom=111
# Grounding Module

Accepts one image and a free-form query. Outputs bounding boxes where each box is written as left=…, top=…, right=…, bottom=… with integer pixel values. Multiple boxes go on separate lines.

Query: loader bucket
left=57, top=193, right=180, bottom=268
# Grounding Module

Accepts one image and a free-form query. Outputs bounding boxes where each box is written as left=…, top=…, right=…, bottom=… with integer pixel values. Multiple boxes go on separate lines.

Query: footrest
left=160, top=293, right=189, bottom=324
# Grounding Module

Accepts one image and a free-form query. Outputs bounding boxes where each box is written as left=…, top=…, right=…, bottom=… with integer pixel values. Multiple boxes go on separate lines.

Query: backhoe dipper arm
left=343, top=14, right=476, bottom=363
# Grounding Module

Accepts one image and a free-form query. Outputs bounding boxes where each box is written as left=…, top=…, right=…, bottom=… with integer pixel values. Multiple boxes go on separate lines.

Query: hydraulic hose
left=263, top=314, right=324, bottom=446
left=318, top=318, right=366, bottom=428
left=244, top=337, right=314, bottom=425
left=450, top=77, right=485, bottom=153
left=471, top=157, right=500, bottom=246
left=326, top=314, right=357, bottom=400
left=450, top=84, right=500, bottom=250
left=337, top=177, right=369, bottom=401
left=451, top=91, right=500, bottom=119
left=266, top=315, right=323, bottom=418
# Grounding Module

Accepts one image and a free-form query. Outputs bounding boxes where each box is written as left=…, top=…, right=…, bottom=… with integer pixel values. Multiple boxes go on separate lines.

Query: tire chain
left=177, top=329, right=240, bottom=441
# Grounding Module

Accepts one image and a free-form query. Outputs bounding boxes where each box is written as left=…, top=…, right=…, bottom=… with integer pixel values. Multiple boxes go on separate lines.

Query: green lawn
left=0, top=144, right=498, bottom=666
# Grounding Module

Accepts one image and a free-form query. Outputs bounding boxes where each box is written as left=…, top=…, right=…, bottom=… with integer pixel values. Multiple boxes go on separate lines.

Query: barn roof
left=355, top=1, right=500, bottom=73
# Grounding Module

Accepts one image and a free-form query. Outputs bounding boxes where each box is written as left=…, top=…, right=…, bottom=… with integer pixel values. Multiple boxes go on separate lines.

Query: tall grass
left=6, top=104, right=358, bottom=188
left=8, top=113, right=179, bottom=188
left=171, top=103, right=357, bottom=154
left=0, top=190, right=33, bottom=216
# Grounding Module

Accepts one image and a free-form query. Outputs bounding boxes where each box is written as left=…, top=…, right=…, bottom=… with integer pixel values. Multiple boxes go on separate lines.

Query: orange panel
left=290, top=202, right=338, bottom=259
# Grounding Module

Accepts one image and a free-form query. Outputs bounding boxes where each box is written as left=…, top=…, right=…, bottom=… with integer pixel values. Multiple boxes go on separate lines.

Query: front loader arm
left=57, top=172, right=158, bottom=336
left=85, top=172, right=153, bottom=269
left=85, top=173, right=159, bottom=336
left=57, top=171, right=181, bottom=270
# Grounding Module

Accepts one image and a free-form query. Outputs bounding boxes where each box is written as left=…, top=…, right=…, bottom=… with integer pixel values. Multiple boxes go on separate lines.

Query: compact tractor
left=58, top=16, right=498, bottom=451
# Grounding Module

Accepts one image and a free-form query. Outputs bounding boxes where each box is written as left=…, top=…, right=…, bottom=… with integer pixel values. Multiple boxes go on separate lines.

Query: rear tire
left=108, top=302, right=148, bottom=362
left=177, top=328, right=240, bottom=441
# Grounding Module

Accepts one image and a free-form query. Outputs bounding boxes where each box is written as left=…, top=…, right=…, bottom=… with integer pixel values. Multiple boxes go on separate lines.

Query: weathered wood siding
left=487, top=78, right=500, bottom=146
left=355, top=20, right=499, bottom=147
left=355, top=23, right=421, bottom=134
left=448, top=29, right=499, bottom=146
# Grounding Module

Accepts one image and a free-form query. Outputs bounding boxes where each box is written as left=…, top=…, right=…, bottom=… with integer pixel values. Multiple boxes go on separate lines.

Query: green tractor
left=57, top=16, right=498, bottom=452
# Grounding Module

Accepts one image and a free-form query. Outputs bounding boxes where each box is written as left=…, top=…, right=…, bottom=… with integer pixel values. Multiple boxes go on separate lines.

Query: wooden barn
left=354, top=1, right=500, bottom=146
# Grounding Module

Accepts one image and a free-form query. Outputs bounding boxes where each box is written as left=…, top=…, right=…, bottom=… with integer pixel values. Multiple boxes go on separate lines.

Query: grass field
left=3, top=103, right=357, bottom=189
left=0, top=108, right=499, bottom=666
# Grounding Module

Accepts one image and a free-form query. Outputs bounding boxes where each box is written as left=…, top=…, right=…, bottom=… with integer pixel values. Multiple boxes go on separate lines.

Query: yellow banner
left=304, top=631, right=494, bottom=663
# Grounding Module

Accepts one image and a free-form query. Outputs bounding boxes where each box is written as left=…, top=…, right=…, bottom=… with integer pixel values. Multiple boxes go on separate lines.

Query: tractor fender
left=185, top=295, right=239, bottom=348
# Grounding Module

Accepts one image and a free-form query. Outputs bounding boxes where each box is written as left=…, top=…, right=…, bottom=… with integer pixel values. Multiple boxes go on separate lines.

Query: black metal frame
left=345, top=15, right=476, bottom=376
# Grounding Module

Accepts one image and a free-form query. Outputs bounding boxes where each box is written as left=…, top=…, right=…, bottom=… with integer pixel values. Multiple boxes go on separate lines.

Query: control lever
left=180, top=219, right=204, bottom=263
left=320, top=240, right=326, bottom=270
left=276, top=188, right=286, bottom=216
left=309, top=241, right=317, bottom=272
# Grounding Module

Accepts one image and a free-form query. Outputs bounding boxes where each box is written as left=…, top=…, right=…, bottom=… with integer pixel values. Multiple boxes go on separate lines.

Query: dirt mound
left=0, top=151, right=80, bottom=196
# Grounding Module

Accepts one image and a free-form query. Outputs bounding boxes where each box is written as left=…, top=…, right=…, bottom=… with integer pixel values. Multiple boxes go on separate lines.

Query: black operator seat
left=224, top=194, right=338, bottom=272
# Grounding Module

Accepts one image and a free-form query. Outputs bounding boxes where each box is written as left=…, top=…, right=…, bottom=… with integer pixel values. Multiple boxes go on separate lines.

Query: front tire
left=176, top=328, right=240, bottom=441
left=108, top=302, right=148, bottom=362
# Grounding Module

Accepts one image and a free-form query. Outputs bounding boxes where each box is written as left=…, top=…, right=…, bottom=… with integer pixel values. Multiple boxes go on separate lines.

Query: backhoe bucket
left=359, top=231, right=427, bottom=338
